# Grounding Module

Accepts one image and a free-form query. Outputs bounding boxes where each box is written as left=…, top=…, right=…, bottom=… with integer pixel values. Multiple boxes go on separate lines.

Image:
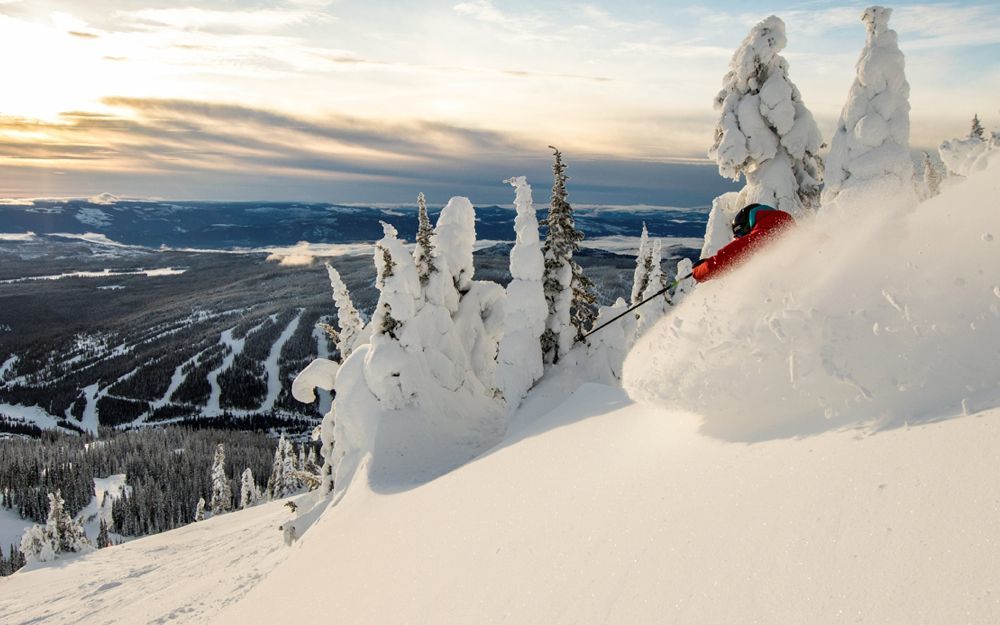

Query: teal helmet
left=731, top=203, right=774, bottom=238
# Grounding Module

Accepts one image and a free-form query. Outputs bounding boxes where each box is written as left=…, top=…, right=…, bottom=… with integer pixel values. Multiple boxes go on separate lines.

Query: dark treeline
left=0, top=426, right=286, bottom=576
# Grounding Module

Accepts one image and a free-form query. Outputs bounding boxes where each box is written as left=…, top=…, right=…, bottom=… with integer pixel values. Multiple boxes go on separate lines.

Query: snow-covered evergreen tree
left=586, top=297, right=635, bottom=381
left=413, top=192, right=437, bottom=287
left=635, top=239, right=669, bottom=335
left=19, top=524, right=52, bottom=563
left=940, top=119, right=996, bottom=177
left=194, top=497, right=205, bottom=522
left=541, top=147, right=593, bottom=362
left=266, top=435, right=287, bottom=500
left=709, top=15, right=824, bottom=218
left=239, top=467, right=260, bottom=509
left=209, top=443, right=231, bottom=516
left=630, top=224, right=653, bottom=305
left=822, top=6, right=915, bottom=210
left=671, top=258, right=696, bottom=304
left=920, top=152, right=942, bottom=199
left=366, top=221, right=422, bottom=407
left=570, top=262, right=598, bottom=342
left=701, top=192, right=742, bottom=258
left=496, top=176, right=547, bottom=409
left=97, top=518, right=111, bottom=549
left=20, top=490, right=92, bottom=564
left=970, top=114, right=985, bottom=141
left=325, top=263, right=364, bottom=360
left=282, top=439, right=302, bottom=495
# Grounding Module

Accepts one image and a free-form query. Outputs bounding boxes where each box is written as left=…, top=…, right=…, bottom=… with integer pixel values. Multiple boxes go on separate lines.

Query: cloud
left=452, top=0, right=562, bottom=42
left=115, top=7, right=330, bottom=34
left=0, top=96, right=738, bottom=204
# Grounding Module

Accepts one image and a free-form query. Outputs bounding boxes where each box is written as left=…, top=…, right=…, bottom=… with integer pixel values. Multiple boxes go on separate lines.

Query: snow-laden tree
left=496, top=176, right=547, bottom=410
left=708, top=15, right=824, bottom=220
left=970, top=114, right=985, bottom=141
left=920, top=152, right=942, bottom=200
left=320, top=196, right=506, bottom=498
left=413, top=192, right=437, bottom=287
left=586, top=297, right=635, bottom=382
left=239, top=467, right=260, bottom=509
left=701, top=192, right=742, bottom=258
left=325, top=263, right=364, bottom=360
left=635, top=239, right=669, bottom=335
left=209, top=443, right=231, bottom=516
left=541, top=147, right=594, bottom=362
left=20, top=490, right=92, bottom=564
left=267, top=435, right=303, bottom=500
left=671, top=258, right=696, bottom=304
left=366, top=221, right=422, bottom=407
left=194, top=497, right=206, bottom=522
left=97, top=518, right=111, bottom=549
left=822, top=6, right=915, bottom=210
left=630, top=224, right=653, bottom=305
left=939, top=119, right=996, bottom=178
left=19, top=524, right=53, bottom=563
left=282, top=439, right=301, bottom=493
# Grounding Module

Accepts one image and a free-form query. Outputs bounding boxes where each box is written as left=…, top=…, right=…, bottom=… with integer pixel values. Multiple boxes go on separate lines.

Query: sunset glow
left=0, top=0, right=998, bottom=202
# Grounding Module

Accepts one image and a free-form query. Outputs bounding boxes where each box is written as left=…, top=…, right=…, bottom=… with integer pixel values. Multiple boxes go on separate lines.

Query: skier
left=692, top=203, right=794, bottom=282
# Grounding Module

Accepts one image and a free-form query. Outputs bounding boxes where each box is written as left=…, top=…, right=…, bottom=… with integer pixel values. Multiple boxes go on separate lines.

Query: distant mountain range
left=0, top=198, right=709, bottom=250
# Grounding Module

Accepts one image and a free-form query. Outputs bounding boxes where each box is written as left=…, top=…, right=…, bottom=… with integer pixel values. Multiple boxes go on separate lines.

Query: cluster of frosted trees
left=293, top=150, right=602, bottom=496
left=703, top=6, right=990, bottom=256
left=194, top=437, right=318, bottom=521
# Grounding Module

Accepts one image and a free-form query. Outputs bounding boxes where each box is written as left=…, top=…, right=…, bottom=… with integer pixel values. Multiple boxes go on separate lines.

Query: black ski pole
left=577, top=272, right=693, bottom=343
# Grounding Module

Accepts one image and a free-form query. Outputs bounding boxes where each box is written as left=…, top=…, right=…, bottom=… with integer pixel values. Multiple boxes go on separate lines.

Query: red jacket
left=692, top=209, right=794, bottom=282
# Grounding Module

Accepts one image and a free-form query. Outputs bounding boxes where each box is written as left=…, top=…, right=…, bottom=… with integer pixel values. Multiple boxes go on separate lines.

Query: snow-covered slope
left=0, top=498, right=294, bottom=624
left=5, top=382, right=1000, bottom=623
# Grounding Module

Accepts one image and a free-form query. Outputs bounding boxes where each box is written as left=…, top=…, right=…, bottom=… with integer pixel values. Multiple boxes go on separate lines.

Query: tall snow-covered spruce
left=324, top=263, right=364, bottom=360
left=822, top=6, right=914, bottom=210
left=920, top=152, right=942, bottom=200
left=635, top=238, right=668, bottom=335
left=970, top=114, right=985, bottom=141
left=239, top=467, right=260, bottom=509
left=366, top=221, right=422, bottom=407
left=630, top=223, right=653, bottom=305
left=541, top=147, right=596, bottom=363
left=209, top=443, right=231, bottom=515
left=496, top=176, right=547, bottom=410
left=707, top=14, right=823, bottom=237
left=413, top=192, right=437, bottom=287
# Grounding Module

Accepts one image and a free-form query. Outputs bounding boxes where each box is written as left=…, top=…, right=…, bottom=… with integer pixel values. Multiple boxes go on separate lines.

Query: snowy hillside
left=5, top=382, right=1000, bottom=624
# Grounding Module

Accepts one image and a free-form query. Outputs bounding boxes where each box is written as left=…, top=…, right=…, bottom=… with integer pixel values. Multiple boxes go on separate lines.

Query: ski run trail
left=259, top=309, right=303, bottom=414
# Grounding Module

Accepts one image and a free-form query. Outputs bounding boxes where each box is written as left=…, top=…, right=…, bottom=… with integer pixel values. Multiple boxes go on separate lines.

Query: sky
left=0, top=0, right=997, bottom=205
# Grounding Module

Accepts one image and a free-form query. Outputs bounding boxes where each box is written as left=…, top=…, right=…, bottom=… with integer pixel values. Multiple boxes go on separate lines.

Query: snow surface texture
left=1, top=498, right=296, bottom=624
left=214, top=383, right=1000, bottom=625
left=495, top=177, right=546, bottom=411
left=708, top=15, right=823, bottom=218
left=822, top=6, right=915, bottom=211
left=626, top=153, right=1000, bottom=441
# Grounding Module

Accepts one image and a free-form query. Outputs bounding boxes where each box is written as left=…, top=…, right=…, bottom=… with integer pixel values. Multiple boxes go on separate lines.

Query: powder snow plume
left=624, top=157, right=1000, bottom=442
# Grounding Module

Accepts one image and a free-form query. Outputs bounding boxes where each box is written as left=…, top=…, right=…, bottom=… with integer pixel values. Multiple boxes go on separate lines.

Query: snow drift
left=625, top=155, right=1000, bottom=441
